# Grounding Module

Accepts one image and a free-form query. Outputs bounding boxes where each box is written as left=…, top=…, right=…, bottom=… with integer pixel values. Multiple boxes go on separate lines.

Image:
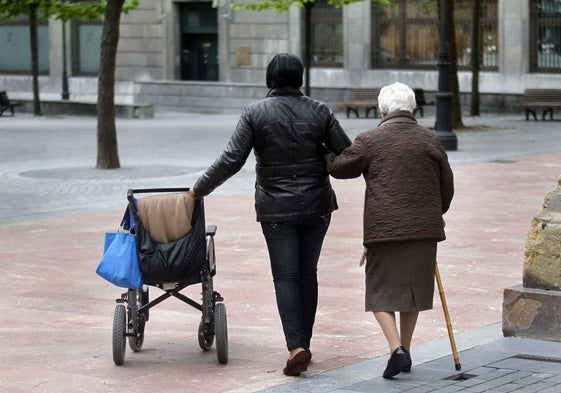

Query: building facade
left=1, top=0, right=560, bottom=113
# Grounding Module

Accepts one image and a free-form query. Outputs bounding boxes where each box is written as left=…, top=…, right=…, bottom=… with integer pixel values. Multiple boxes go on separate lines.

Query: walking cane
left=437, top=217, right=461, bottom=370
left=435, top=262, right=461, bottom=370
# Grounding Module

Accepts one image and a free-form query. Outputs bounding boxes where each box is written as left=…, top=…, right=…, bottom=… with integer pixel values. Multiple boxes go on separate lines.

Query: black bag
left=135, top=199, right=207, bottom=285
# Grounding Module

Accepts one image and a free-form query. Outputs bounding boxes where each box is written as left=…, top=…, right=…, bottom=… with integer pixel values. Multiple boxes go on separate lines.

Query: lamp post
left=435, top=0, right=457, bottom=151
left=61, top=19, right=70, bottom=100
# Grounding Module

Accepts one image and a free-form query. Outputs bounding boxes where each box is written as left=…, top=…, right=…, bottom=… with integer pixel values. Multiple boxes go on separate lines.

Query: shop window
left=530, top=0, right=561, bottom=72
left=371, top=0, right=498, bottom=71
left=310, top=0, right=343, bottom=67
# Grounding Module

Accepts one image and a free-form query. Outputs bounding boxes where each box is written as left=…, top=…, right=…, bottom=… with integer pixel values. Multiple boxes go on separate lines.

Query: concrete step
left=13, top=99, right=154, bottom=118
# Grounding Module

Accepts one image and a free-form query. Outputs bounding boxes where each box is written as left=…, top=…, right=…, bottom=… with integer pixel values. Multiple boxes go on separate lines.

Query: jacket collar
left=266, top=87, right=304, bottom=98
left=378, top=110, right=417, bottom=126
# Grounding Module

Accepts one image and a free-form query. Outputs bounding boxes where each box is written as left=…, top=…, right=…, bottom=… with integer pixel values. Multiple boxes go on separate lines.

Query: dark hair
left=266, top=53, right=304, bottom=89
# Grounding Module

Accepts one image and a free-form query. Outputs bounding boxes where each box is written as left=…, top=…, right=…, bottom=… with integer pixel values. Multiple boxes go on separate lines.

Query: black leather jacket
left=193, top=87, right=351, bottom=222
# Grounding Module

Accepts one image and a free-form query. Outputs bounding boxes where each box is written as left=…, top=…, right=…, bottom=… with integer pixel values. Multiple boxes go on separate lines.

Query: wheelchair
left=111, top=188, right=228, bottom=365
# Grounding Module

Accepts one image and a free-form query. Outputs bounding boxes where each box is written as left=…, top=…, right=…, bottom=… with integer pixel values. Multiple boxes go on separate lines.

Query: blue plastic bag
left=96, top=206, right=143, bottom=288
left=96, top=231, right=143, bottom=288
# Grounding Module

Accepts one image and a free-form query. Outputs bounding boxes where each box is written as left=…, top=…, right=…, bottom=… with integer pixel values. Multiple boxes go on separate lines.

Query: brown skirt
left=365, top=240, right=437, bottom=312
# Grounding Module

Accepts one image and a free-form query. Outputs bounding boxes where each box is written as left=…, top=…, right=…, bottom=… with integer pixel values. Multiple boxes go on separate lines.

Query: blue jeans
left=260, top=214, right=331, bottom=351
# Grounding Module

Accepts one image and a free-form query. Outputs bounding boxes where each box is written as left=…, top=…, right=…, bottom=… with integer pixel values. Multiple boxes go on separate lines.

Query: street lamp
left=435, top=0, right=457, bottom=151
left=61, top=19, right=70, bottom=100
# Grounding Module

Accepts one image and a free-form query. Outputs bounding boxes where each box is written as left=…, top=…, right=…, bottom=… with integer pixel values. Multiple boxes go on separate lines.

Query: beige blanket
left=136, top=193, right=195, bottom=243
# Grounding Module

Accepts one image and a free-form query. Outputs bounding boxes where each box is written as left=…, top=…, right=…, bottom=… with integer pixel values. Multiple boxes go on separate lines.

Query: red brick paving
left=0, top=152, right=559, bottom=392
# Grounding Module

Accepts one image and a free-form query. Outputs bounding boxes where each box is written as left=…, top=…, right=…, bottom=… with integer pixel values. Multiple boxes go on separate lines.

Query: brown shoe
left=283, top=350, right=311, bottom=376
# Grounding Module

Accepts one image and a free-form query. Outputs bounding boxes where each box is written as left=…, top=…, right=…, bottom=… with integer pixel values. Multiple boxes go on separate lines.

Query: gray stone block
left=523, top=177, right=561, bottom=291
left=502, top=284, right=561, bottom=341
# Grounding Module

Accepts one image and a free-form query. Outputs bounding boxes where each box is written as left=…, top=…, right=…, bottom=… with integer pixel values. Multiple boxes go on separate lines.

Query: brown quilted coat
left=327, top=110, right=454, bottom=245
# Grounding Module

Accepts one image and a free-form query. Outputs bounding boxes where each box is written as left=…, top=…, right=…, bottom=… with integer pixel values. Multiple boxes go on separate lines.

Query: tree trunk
left=29, top=3, right=41, bottom=116
left=470, top=0, right=481, bottom=116
left=303, top=3, right=312, bottom=97
left=96, top=0, right=124, bottom=169
left=448, top=0, right=464, bottom=128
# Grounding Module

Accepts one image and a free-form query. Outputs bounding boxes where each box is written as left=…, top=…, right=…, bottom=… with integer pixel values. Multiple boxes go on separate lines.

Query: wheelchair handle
left=127, top=188, right=191, bottom=202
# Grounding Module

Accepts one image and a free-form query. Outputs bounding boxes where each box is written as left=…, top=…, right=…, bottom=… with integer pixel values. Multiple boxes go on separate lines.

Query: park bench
left=413, top=88, right=434, bottom=118
left=0, top=91, right=23, bottom=116
left=336, top=88, right=380, bottom=118
left=513, top=89, right=561, bottom=120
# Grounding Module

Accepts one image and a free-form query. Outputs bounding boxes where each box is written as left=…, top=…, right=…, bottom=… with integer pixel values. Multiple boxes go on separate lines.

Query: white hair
left=377, top=82, right=416, bottom=115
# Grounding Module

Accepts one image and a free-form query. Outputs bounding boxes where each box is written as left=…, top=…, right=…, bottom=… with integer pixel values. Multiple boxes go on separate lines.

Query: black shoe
left=402, top=347, right=412, bottom=372
left=383, top=346, right=412, bottom=379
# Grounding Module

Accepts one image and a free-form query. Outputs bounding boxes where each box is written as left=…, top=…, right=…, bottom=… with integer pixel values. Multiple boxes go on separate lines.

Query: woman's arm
left=326, top=136, right=366, bottom=179
left=193, top=110, right=254, bottom=197
left=324, top=112, right=352, bottom=155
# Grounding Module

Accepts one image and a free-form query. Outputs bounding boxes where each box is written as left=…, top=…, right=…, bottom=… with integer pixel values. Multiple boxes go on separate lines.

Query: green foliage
left=232, top=0, right=390, bottom=12
left=0, top=0, right=138, bottom=22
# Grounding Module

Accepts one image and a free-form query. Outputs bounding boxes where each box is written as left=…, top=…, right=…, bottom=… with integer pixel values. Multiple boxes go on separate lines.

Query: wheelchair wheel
left=112, top=304, right=126, bottom=365
left=198, top=318, right=214, bottom=351
left=215, top=302, right=228, bottom=364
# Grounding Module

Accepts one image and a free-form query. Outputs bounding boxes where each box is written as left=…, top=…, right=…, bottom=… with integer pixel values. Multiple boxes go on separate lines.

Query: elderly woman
left=327, top=82, right=454, bottom=379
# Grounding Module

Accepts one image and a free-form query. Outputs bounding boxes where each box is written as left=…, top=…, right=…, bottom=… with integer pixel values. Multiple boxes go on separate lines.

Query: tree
left=53, top=0, right=139, bottom=169
left=29, top=2, right=40, bottom=115
left=96, top=0, right=125, bottom=169
left=54, top=0, right=138, bottom=169
left=232, top=0, right=390, bottom=96
left=415, top=0, right=464, bottom=128
left=470, top=0, right=480, bottom=116
left=1, top=0, right=138, bottom=169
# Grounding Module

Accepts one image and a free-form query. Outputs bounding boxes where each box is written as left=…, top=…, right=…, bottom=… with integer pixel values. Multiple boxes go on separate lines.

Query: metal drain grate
left=512, top=354, right=561, bottom=363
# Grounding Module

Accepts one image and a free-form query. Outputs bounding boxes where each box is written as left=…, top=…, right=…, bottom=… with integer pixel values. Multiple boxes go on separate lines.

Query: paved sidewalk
left=263, top=324, right=561, bottom=392
left=0, top=113, right=560, bottom=392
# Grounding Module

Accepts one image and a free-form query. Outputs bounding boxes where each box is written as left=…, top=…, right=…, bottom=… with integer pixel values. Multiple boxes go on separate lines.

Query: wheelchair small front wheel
left=128, top=312, right=145, bottom=352
left=198, top=318, right=214, bottom=351
left=127, top=288, right=146, bottom=353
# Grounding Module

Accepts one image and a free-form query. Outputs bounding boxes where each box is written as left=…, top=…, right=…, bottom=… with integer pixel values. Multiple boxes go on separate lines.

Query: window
left=71, top=19, right=102, bottom=75
left=371, top=0, right=498, bottom=70
left=0, top=15, right=49, bottom=74
left=530, top=0, right=561, bottom=72
left=310, top=0, right=343, bottom=67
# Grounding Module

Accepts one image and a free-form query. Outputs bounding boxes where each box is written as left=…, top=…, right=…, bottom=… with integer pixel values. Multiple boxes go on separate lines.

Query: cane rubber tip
left=455, top=363, right=462, bottom=370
